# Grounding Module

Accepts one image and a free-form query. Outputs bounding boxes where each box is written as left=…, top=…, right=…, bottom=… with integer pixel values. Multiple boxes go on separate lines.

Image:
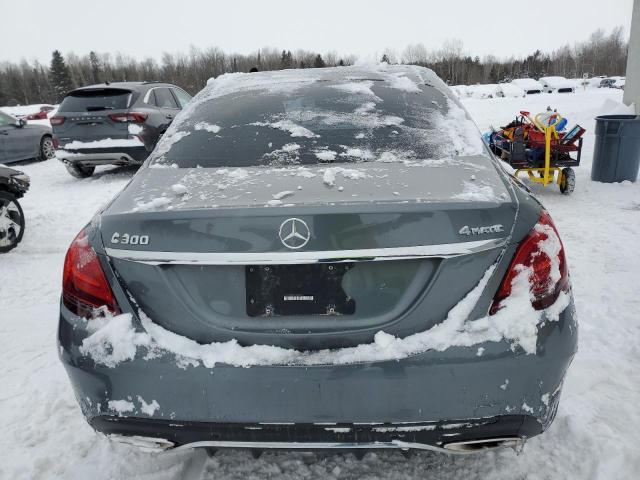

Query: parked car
left=0, top=109, right=55, bottom=164
left=599, top=77, right=625, bottom=90
left=58, top=65, right=577, bottom=456
left=51, top=81, right=192, bottom=178
left=510, top=78, right=544, bottom=95
left=26, top=105, right=56, bottom=121
left=539, top=76, right=575, bottom=93
left=0, top=165, right=30, bottom=253
left=496, top=83, right=526, bottom=98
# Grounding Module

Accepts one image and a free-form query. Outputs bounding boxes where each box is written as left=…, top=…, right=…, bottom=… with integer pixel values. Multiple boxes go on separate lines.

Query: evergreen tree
left=49, top=50, right=74, bottom=101
left=381, top=54, right=390, bottom=63
left=338, top=59, right=345, bottom=67
left=488, top=65, right=499, bottom=83
left=313, top=54, right=325, bottom=68
left=281, top=50, right=292, bottom=69
left=89, top=51, right=102, bottom=84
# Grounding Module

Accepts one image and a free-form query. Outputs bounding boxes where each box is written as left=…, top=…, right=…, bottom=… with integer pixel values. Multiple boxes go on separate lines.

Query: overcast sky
left=2, top=0, right=634, bottom=63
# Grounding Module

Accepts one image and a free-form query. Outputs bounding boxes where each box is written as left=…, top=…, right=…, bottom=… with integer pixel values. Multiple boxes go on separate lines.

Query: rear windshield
left=58, top=89, right=132, bottom=112
left=151, top=79, right=454, bottom=168
left=0, top=110, right=16, bottom=126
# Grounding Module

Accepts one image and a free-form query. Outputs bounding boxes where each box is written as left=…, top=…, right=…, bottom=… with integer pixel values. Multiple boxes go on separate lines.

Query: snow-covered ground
left=0, top=88, right=638, bottom=479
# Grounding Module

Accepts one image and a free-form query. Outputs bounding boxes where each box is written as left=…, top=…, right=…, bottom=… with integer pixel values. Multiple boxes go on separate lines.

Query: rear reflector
left=62, top=229, right=120, bottom=317
left=108, top=112, right=148, bottom=123
left=490, top=211, right=569, bottom=314
left=50, top=116, right=65, bottom=126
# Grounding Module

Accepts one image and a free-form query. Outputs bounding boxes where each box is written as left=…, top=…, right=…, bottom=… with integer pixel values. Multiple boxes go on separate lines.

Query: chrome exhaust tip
left=107, top=434, right=175, bottom=453
left=443, top=437, right=524, bottom=453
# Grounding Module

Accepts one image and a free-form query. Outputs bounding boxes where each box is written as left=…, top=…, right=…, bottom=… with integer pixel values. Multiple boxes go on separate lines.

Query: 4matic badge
left=458, top=224, right=504, bottom=236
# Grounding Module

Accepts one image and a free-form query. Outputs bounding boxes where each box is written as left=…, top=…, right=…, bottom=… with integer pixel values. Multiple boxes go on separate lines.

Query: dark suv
left=51, top=82, right=192, bottom=178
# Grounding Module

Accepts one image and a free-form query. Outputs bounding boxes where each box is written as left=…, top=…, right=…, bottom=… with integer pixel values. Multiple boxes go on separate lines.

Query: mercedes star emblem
left=279, top=218, right=311, bottom=250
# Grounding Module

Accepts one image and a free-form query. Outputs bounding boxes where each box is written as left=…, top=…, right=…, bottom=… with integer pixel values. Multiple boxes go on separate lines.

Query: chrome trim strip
left=170, top=438, right=522, bottom=455
left=105, top=238, right=506, bottom=265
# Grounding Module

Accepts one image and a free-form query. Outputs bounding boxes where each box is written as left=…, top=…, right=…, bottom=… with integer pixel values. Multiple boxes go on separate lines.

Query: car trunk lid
left=99, top=157, right=517, bottom=349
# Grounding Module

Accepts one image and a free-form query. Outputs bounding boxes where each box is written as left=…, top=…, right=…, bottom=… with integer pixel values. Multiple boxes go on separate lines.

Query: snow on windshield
left=151, top=64, right=486, bottom=169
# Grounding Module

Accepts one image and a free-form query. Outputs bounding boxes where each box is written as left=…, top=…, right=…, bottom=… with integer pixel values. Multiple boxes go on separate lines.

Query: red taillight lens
left=50, top=116, right=65, bottom=126
left=62, top=229, right=120, bottom=317
left=108, top=112, right=148, bottom=123
left=490, top=211, right=569, bottom=314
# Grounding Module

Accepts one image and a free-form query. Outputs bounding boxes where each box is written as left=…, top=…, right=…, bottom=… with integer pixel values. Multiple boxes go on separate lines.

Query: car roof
left=69, top=81, right=176, bottom=94
left=0, top=165, right=23, bottom=178
left=198, top=64, right=449, bottom=102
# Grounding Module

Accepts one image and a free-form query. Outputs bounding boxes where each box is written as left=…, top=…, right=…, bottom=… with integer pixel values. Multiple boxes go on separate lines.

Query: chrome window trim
left=105, top=238, right=506, bottom=266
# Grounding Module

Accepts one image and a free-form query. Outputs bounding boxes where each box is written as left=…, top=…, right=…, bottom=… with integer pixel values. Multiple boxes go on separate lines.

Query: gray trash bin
left=592, top=114, right=640, bottom=183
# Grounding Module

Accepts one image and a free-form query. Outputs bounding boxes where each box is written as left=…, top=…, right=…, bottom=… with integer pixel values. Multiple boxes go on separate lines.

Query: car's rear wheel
left=65, top=163, right=95, bottom=178
left=39, top=136, right=56, bottom=161
left=0, top=191, right=25, bottom=253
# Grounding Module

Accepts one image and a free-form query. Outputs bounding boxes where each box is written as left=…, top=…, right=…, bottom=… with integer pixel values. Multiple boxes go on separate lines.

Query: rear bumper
left=92, top=414, right=538, bottom=453
left=58, top=299, right=577, bottom=450
left=57, top=146, right=149, bottom=166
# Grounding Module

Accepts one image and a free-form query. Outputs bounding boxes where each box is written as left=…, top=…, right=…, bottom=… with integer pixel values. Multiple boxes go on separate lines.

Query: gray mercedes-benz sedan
left=58, top=65, right=577, bottom=456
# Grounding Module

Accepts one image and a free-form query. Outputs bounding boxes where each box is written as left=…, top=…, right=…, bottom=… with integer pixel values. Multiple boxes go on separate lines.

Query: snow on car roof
left=496, top=83, right=525, bottom=97
left=539, top=76, right=574, bottom=88
left=511, top=78, right=544, bottom=90
left=453, top=84, right=500, bottom=99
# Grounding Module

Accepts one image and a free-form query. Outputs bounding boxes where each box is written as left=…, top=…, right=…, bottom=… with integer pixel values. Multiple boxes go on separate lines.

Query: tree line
left=0, top=27, right=628, bottom=106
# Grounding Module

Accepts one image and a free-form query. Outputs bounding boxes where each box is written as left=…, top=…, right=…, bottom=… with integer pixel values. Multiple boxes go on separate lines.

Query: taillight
left=50, top=116, right=65, bottom=126
left=490, top=211, right=569, bottom=314
left=108, top=112, right=148, bottom=123
left=62, top=229, right=120, bottom=317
